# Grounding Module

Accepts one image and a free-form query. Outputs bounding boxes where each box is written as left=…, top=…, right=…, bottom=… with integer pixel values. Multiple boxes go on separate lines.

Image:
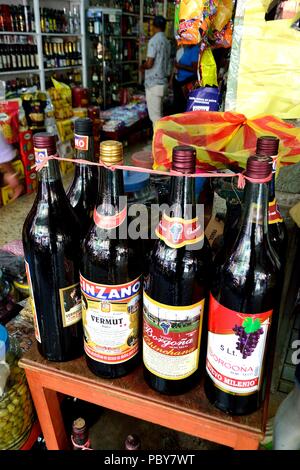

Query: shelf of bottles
left=0, top=1, right=86, bottom=90
left=87, top=8, right=123, bottom=109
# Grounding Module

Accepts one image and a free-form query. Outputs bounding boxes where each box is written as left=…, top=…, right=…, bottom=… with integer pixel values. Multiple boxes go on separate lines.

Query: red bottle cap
left=172, top=145, right=196, bottom=174
left=256, top=136, right=279, bottom=156
left=245, top=155, right=272, bottom=179
left=33, top=132, right=57, bottom=156
left=131, top=150, right=153, bottom=169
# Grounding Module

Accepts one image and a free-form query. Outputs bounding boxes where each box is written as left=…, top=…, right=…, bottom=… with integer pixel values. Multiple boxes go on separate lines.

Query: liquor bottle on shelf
left=143, top=145, right=212, bottom=395
left=256, top=136, right=287, bottom=262
left=72, top=418, right=91, bottom=450
left=80, top=141, right=143, bottom=379
left=22, top=133, right=83, bottom=362
left=205, top=155, right=280, bottom=415
left=67, top=118, right=99, bottom=239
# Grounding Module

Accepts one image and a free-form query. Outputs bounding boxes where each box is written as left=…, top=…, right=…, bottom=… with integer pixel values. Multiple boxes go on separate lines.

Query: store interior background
left=1, top=0, right=300, bottom=451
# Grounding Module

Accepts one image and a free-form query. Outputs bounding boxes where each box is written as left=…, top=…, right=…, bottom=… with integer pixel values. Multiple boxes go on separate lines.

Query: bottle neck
left=74, top=136, right=95, bottom=176
left=236, top=181, right=269, bottom=246
left=269, top=160, right=276, bottom=201
left=38, top=159, right=61, bottom=182
left=169, top=175, right=196, bottom=219
left=96, top=166, right=124, bottom=212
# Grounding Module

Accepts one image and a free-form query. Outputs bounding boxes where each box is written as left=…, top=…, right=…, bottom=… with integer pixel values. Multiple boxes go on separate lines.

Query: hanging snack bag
left=0, top=100, right=19, bottom=144
left=176, top=0, right=204, bottom=45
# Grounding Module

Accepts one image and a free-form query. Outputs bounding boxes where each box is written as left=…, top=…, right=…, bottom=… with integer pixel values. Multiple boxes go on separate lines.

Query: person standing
left=140, top=16, right=171, bottom=127
left=0, top=131, right=23, bottom=201
left=173, top=44, right=200, bottom=114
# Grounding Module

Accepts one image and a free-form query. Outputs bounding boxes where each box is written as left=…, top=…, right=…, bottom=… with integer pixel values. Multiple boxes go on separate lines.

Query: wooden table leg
left=25, top=370, right=70, bottom=450
left=234, top=434, right=260, bottom=450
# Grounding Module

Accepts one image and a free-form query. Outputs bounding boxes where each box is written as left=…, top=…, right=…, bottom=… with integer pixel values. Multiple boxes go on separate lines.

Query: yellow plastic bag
left=227, top=0, right=300, bottom=119
left=176, top=0, right=204, bottom=45
left=200, top=48, right=218, bottom=87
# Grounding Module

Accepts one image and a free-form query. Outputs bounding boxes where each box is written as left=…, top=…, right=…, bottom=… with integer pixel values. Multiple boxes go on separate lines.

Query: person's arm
left=140, top=57, right=155, bottom=71
left=174, top=60, right=198, bottom=73
left=140, top=37, right=156, bottom=71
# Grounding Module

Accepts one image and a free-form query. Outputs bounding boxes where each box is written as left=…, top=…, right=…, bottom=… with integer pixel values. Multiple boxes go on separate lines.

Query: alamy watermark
left=292, top=340, right=300, bottom=366
left=94, top=197, right=205, bottom=251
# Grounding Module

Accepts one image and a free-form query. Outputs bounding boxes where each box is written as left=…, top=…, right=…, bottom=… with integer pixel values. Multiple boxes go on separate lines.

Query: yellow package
left=176, top=0, right=204, bottom=45
left=56, top=119, right=74, bottom=143
left=213, top=0, right=233, bottom=31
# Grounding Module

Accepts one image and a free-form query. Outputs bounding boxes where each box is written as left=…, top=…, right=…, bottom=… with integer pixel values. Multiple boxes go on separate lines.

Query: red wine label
left=80, top=274, right=141, bottom=364
left=34, top=147, right=49, bottom=168
left=143, top=292, right=204, bottom=380
left=75, top=134, right=89, bottom=151
left=25, top=260, right=41, bottom=343
left=206, top=294, right=272, bottom=395
left=155, top=213, right=204, bottom=249
left=93, top=206, right=127, bottom=230
left=59, top=283, right=82, bottom=327
left=268, top=199, right=283, bottom=224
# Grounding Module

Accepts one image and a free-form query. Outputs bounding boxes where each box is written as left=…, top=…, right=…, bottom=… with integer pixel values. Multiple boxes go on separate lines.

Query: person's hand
left=3, top=171, right=24, bottom=200
left=174, top=61, right=180, bottom=69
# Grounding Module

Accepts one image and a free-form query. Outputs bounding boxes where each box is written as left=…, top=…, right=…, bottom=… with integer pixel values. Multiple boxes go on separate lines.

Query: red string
left=33, top=154, right=272, bottom=188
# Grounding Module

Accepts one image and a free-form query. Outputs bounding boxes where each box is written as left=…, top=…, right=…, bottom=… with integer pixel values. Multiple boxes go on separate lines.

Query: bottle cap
left=72, top=417, right=88, bottom=446
left=100, top=140, right=123, bottom=165
left=172, top=145, right=196, bottom=174
left=125, top=434, right=141, bottom=451
left=245, top=155, right=272, bottom=179
left=75, top=118, right=93, bottom=136
left=256, top=136, right=279, bottom=156
left=33, top=132, right=56, bottom=156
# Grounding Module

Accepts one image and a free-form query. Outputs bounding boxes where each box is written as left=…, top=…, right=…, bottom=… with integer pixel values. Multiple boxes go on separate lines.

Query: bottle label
left=143, top=292, right=204, bottom=380
left=80, top=274, right=141, bottom=364
left=75, top=134, right=89, bottom=151
left=93, top=206, right=127, bottom=230
left=34, top=147, right=49, bottom=168
left=206, top=295, right=272, bottom=395
left=156, top=213, right=204, bottom=249
left=25, top=260, right=41, bottom=343
left=268, top=199, right=283, bottom=224
left=59, top=283, right=82, bottom=327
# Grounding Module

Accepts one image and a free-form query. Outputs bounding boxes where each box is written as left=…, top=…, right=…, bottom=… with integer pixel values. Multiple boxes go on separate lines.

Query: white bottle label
left=206, top=294, right=272, bottom=395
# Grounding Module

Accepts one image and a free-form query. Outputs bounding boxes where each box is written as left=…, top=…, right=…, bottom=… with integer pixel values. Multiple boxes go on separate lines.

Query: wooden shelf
left=20, top=339, right=268, bottom=450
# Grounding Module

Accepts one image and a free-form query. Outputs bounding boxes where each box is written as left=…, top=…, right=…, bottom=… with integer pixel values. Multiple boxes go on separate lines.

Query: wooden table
left=19, top=340, right=268, bottom=451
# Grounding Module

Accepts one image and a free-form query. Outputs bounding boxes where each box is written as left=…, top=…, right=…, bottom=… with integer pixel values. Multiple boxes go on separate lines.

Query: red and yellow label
left=75, top=134, right=89, bottom=151
left=206, top=294, right=272, bottom=395
left=155, top=213, right=204, bottom=249
left=93, top=206, right=127, bottom=230
left=143, top=291, right=204, bottom=380
left=81, top=274, right=141, bottom=364
left=268, top=199, right=283, bottom=224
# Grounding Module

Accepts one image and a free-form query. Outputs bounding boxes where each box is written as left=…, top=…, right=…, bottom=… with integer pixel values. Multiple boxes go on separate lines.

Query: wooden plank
left=25, top=371, right=69, bottom=450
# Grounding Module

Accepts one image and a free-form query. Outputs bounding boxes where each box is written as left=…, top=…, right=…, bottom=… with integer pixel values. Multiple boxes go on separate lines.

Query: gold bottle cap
left=100, top=140, right=123, bottom=165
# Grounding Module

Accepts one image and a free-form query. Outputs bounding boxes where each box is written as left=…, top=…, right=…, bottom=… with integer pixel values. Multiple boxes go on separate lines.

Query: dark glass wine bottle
left=143, top=145, right=212, bottom=395
left=80, top=141, right=142, bottom=378
left=256, top=136, right=287, bottom=262
left=205, top=155, right=280, bottom=415
left=22, top=133, right=83, bottom=361
left=67, top=118, right=99, bottom=239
